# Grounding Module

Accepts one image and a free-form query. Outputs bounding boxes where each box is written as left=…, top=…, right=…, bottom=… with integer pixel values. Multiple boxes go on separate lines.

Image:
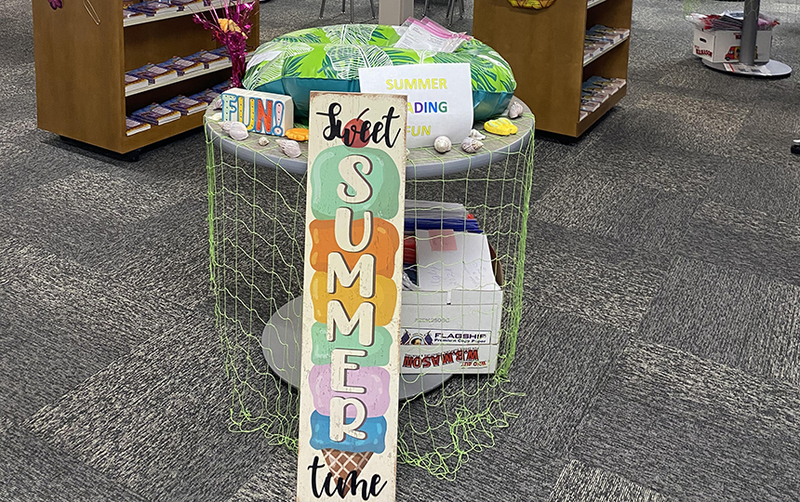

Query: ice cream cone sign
left=297, top=91, right=407, bottom=501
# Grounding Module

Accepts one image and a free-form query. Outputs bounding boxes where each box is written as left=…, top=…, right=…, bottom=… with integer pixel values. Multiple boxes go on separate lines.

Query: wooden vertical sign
left=297, top=91, right=407, bottom=501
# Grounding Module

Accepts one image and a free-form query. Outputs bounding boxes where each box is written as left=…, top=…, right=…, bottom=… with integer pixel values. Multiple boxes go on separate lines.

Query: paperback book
left=127, top=1, right=180, bottom=15
left=123, top=7, right=145, bottom=18
left=127, top=63, right=178, bottom=85
left=131, top=103, right=182, bottom=125
left=158, top=56, right=204, bottom=76
left=126, top=117, right=151, bottom=136
left=125, top=73, right=149, bottom=92
left=189, top=88, right=220, bottom=103
left=162, top=95, right=208, bottom=115
left=185, top=50, right=228, bottom=70
left=212, top=79, right=232, bottom=93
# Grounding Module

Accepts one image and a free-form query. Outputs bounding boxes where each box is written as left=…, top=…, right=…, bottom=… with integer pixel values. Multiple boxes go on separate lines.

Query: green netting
left=205, top=111, right=534, bottom=479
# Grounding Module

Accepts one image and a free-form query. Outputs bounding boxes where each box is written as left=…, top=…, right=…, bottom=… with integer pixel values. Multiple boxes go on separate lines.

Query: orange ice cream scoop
left=309, top=272, right=397, bottom=326
left=308, top=218, right=399, bottom=278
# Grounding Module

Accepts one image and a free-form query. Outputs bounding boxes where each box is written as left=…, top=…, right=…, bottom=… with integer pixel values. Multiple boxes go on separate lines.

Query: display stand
left=702, top=0, right=791, bottom=77
left=204, top=100, right=534, bottom=400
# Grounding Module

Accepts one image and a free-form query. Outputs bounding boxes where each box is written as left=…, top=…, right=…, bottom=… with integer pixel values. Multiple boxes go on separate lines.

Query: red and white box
left=692, top=28, right=772, bottom=63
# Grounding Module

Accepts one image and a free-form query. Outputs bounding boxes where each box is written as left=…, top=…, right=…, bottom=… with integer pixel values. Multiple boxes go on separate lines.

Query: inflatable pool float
left=243, top=24, right=516, bottom=121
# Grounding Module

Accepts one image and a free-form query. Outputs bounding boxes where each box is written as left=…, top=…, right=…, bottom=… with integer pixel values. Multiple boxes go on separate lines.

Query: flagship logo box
left=398, top=276, right=502, bottom=375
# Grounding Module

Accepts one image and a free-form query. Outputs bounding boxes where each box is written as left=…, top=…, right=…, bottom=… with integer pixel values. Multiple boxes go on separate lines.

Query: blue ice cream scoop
left=309, top=411, right=386, bottom=453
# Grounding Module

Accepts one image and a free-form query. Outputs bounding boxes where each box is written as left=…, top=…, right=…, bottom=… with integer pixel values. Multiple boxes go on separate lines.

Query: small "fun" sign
left=220, top=88, right=294, bottom=136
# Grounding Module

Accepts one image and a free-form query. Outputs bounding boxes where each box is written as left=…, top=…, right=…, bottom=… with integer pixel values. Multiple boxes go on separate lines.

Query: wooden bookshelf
left=473, top=0, right=632, bottom=137
left=32, top=1, right=259, bottom=154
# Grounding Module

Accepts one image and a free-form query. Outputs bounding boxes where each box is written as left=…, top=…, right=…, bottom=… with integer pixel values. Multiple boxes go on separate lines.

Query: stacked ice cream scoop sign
left=298, top=91, right=407, bottom=501
left=297, top=91, right=503, bottom=500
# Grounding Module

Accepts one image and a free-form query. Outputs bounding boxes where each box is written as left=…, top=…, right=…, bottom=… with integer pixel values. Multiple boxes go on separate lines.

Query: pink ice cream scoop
left=309, top=364, right=390, bottom=418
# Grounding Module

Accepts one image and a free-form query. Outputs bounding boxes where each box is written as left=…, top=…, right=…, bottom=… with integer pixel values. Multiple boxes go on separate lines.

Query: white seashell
left=212, top=96, right=223, bottom=110
left=211, top=112, right=222, bottom=122
left=434, top=136, right=452, bottom=153
left=468, top=129, right=486, bottom=141
left=220, top=121, right=233, bottom=132
left=277, top=139, right=302, bottom=158
left=507, top=101, right=524, bottom=119
left=258, top=136, right=270, bottom=147
left=461, top=137, right=483, bottom=154
left=228, top=122, right=249, bottom=141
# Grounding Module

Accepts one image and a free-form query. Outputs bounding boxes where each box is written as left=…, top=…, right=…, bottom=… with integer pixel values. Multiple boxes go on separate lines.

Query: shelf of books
left=583, top=26, right=630, bottom=66
left=473, top=0, right=631, bottom=137
left=577, top=76, right=626, bottom=135
left=32, top=0, right=259, bottom=154
left=125, top=49, right=235, bottom=96
left=123, top=0, right=255, bottom=27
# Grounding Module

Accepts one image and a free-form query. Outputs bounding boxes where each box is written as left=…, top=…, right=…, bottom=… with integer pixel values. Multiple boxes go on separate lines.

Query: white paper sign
left=358, top=63, right=473, bottom=148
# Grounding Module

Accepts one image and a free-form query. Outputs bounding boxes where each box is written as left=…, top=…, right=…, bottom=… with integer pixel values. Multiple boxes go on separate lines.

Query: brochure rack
left=32, top=1, right=259, bottom=155
left=473, top=0, right=632, bottom=137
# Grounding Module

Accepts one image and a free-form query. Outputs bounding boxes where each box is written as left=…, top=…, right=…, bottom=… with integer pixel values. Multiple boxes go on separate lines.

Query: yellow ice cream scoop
left=484, top=117, right=518, bottom=136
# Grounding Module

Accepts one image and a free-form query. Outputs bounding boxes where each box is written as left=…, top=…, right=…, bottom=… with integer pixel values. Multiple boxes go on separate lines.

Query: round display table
left=205, top=100, right=534, bottom=400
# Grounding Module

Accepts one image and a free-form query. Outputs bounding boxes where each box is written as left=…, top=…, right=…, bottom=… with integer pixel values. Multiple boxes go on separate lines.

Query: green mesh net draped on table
left=205, top=111, right=534, bottom=479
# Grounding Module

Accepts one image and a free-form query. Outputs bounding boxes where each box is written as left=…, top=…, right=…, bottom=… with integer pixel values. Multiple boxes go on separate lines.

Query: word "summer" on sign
left=385, top=78, right=448, bottom=90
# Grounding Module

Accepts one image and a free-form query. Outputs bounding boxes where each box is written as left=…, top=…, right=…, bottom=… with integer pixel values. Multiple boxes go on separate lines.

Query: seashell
left=461, top=137, right=483, bottom=153
left=212, top=96, right=223, bottom=110
left=211, top=112, right=222, bottom=122
left=258, top=136, right=270, bottom=147
left=220, top=121, right=233, bottom=132
left=285, top=128, right=309, bottom=142
left=228, top=122, right=249, bottom=141
left=507, top=101, right=524, bottom=119
left=277, top=139, right=302, bottom=158
left=434, top=136, right=452, bottom=153
left=469, top=129, right=486, bottom=141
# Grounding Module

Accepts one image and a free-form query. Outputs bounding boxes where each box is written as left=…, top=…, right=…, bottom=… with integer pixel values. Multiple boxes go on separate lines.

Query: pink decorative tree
left=194, top=0, right=255, bottom=89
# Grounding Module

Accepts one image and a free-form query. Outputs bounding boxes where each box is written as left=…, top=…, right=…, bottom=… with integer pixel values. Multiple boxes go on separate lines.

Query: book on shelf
left=131, top=103, right=182, bottom=125
left=212, top=79, right=232, bottom=93
left=123, top=7, right=145, bottom=18
left=169, top=0, right=202, bottom=7
left=189, top=88, right=221, bottom=103
left=127, top=63, right=178, bottom=85
left=209, top=46, right=230, bottom=58
left=127, top=1, right=180, bottom=15
left=185, top=50, right=229, bottom=70
left=162, top=95, right=208, bottom=115
left=157, top=56, right=204, bottom=76
left=125, top=73, right=149, bottom=92
left=126, top=117, right=151, bottom=136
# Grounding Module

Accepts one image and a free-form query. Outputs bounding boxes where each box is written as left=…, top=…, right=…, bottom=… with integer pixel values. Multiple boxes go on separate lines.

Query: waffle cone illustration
left=321, top=448, right=374, bottom=491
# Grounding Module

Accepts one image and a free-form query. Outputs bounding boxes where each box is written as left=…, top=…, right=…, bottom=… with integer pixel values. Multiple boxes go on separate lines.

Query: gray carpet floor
left=2, top=0, right=800, bottom=500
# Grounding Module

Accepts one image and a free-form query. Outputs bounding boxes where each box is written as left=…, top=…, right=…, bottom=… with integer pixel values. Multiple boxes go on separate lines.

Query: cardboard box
left=692, top=28, right=771, bottom=63
left=398, top=252, right=503, bottom=375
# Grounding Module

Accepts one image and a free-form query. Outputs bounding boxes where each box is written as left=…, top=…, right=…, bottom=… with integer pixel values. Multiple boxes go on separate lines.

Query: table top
left=204, top=99, right=534, bottom=179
